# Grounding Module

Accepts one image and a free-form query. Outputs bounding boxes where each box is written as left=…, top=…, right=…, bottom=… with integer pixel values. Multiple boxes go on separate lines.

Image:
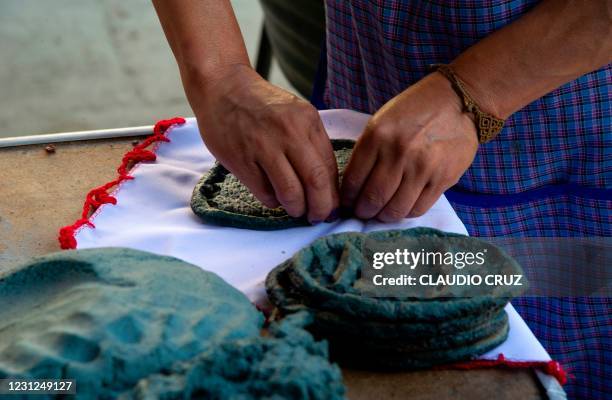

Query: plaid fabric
left=512, top=297, right=611, bottom=399
left=451, top=196, right=611, bottom=399
left=323, top=1, right=611, bottom=398
left=447, top=193, right=611, bottom=237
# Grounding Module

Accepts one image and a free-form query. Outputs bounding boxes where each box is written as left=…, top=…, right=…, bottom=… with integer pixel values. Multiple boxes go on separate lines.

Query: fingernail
left=325, top=208, right=340, bottom=223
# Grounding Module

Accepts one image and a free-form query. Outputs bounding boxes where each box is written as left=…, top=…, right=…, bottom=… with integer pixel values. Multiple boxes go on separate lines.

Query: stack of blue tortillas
left=191, top=139, right=355, bottom=230
left=266, top=228, right=527, bottom=369
left=0, top=248, right=344, bottom=399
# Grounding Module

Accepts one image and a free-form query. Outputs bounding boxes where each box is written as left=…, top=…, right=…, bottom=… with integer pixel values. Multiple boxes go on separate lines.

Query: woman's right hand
left=185, top=64, right=339, bottom=223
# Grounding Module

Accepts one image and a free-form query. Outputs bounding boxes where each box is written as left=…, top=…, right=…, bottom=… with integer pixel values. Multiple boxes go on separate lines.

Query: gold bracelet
left=431, top=64, right=505, bottom=144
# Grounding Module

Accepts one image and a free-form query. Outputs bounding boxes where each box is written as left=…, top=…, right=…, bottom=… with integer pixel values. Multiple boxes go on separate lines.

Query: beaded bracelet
left=432, top=64, right=505, bottom=144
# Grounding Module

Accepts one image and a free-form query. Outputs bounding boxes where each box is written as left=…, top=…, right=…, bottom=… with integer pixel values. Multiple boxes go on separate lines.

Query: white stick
left=0, top=125, right=155, bottom=148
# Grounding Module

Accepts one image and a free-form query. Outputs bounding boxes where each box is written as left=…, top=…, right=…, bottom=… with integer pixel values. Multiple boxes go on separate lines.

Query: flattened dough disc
left=191, top=139, right=355, bottom=230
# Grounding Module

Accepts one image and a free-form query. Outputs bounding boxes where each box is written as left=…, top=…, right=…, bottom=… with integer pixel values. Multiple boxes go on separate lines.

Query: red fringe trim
left=438, top=353, right=568, bottom=385
left=58, top=117, right=186, bottom=249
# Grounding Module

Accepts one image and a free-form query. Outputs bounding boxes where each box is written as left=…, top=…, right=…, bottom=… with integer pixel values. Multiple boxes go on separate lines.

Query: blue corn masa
left=0, top=248, right=345, bottom=399
left=265, top=227, right=527, bottom=369
left=191, top=139, right=355, bottom=230
left=124, top=313, right=345, bottom=400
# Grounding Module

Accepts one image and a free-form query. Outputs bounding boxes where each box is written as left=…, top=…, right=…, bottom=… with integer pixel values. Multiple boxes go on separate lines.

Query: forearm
left=152, top=0, right=251, bottom=101
left=452, top=0, right=612, bottom=119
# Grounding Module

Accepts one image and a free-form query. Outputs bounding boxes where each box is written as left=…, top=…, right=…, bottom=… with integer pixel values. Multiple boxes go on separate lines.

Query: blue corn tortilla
left=191, top=139, right=355, bottom=230
left=266, top=228, right=525, bottom=321
left=266, top=228, right=526, bottom=369
left=311, top=305, right=507, bottom=341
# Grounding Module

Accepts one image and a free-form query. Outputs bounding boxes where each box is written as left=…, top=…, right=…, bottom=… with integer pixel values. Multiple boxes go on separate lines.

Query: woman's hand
left=341, top=72, right=478, bottom=222
left=187, top=64, right=339, bottom=223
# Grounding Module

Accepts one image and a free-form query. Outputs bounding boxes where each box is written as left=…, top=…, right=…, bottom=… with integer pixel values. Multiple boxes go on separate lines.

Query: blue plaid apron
left=315, top=1, right=611, bottom=398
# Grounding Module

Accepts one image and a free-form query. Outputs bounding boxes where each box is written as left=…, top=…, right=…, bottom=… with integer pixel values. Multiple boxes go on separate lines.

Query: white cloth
left=75, top=110, right=550, bottom=363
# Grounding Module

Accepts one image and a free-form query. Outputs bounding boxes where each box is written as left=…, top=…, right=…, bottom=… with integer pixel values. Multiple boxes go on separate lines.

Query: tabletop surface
left=0, top=137, right=545, bottom=400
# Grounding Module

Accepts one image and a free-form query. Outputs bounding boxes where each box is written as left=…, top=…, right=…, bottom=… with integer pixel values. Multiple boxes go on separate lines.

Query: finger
left=258, top=156, right=306, bottom=217
left=376, top=173, right=426, bottom=222
left=308, top=120, right=340, bottom=211
left=354, top=158, right=403, bottom=220
left=225, top=162, right=280, bottom=209
left=287, top=145, right=336, bottom=223
left=340, top=136, right=378, bottom=208
left=408, top=182, right=444, bottom=218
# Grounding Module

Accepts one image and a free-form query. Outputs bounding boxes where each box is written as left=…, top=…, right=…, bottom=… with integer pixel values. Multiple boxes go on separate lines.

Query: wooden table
left=0, top=138, right=546, bottom=399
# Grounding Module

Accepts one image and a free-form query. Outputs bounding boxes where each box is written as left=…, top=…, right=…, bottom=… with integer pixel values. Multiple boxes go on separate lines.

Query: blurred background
left=0, top=0, right=324, bottom=138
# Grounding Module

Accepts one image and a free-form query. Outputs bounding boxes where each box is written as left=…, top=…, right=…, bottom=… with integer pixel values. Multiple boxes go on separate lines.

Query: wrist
left=432, top=64, right=505, bottom=143
left=427, top=72, right=478, bottom=141
left=183, top=62, right=257, bottom=109
left=450, top=58, right=511, bottom=119
left=428, top=72, right=471, bottom=118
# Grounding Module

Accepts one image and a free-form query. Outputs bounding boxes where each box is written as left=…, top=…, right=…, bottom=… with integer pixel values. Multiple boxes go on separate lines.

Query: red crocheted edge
left=57, top=117, right=186, bottom=250
left=437, top=353, right=569, bottom=385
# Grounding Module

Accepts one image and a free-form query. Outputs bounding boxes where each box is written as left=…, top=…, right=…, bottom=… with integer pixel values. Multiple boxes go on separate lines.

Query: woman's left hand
left=341, top=72, right=479, bottom=222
